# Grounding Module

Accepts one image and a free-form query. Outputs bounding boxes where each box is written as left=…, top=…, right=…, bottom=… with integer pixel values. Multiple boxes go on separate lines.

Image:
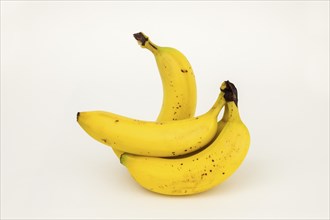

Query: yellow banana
left=77, top=86, right=225, bottom=157
left=120, top=81, right=250, bottom=196
left=133, top=32, right=197, bottom=121
left=111, top=32, right=197, bottom=158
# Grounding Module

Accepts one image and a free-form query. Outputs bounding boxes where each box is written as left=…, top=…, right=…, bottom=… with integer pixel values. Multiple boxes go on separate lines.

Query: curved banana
left=77, top=87, right=225, bottom=157
left=111, top=32, right=197, bottom=158
left=133, top=32, right=197, bottom=121
left=120, top=81, right=250, bottom=196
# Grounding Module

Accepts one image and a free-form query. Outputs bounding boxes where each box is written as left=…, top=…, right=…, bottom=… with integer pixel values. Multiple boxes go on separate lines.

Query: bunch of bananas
left=77, top=32, right=250, bottom=196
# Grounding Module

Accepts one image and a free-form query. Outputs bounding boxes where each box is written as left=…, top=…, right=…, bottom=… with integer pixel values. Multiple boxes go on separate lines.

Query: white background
left=1, top=1, right=329, bottom=219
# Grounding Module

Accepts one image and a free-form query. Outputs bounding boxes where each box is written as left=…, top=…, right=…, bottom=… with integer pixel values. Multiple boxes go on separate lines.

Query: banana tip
left=221, top=80, right=238, bottom=106
left=133, top=32, right=148, bottom=46
left=76, top=112, right=80, bottom=121
left=120, top=153, right=126, bottom=165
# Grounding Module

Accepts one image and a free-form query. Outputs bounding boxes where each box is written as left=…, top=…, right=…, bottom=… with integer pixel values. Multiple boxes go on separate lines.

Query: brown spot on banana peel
left=101, top=138, right=107, bottom=143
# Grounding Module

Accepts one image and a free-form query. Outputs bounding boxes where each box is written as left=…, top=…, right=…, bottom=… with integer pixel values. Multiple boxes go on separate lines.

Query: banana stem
left=133, top=32, right=159, bottom=54
left=226, top=102, right=241, bottom=122
left=208, top=93, right=225, bottom=117
left=221, top=80, right=238, bottom=107
left=209, top=81, right=239, bottom=118
left=221, top=104, right=230, bottom=122
left=221, top=81, right=241, bottom=122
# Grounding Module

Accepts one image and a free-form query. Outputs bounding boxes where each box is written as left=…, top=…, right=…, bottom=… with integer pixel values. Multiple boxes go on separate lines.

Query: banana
left=111, top=32, right=197, bottom=158
left=77, top=86, right=225, bottom=157
left=120, top=81, right=250, bottom=196
left=133, top=32, right=197, bottom=121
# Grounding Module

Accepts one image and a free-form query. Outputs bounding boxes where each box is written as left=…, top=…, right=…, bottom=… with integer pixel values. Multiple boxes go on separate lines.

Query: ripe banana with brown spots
left=77, top=84, right=224, bottom=157
left=133, top=32, right=197, bottom=121
left=120, top=81, right=250, bottom=196
left=111, top=32, right=198, bottom=158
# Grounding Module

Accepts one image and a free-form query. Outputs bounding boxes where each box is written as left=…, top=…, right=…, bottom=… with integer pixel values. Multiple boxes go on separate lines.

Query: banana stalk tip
left=120, top=153, right=126, bottom=165
left=221, top=80, right=238, bottom=106
left=133, top=32, right=148, bottom=46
